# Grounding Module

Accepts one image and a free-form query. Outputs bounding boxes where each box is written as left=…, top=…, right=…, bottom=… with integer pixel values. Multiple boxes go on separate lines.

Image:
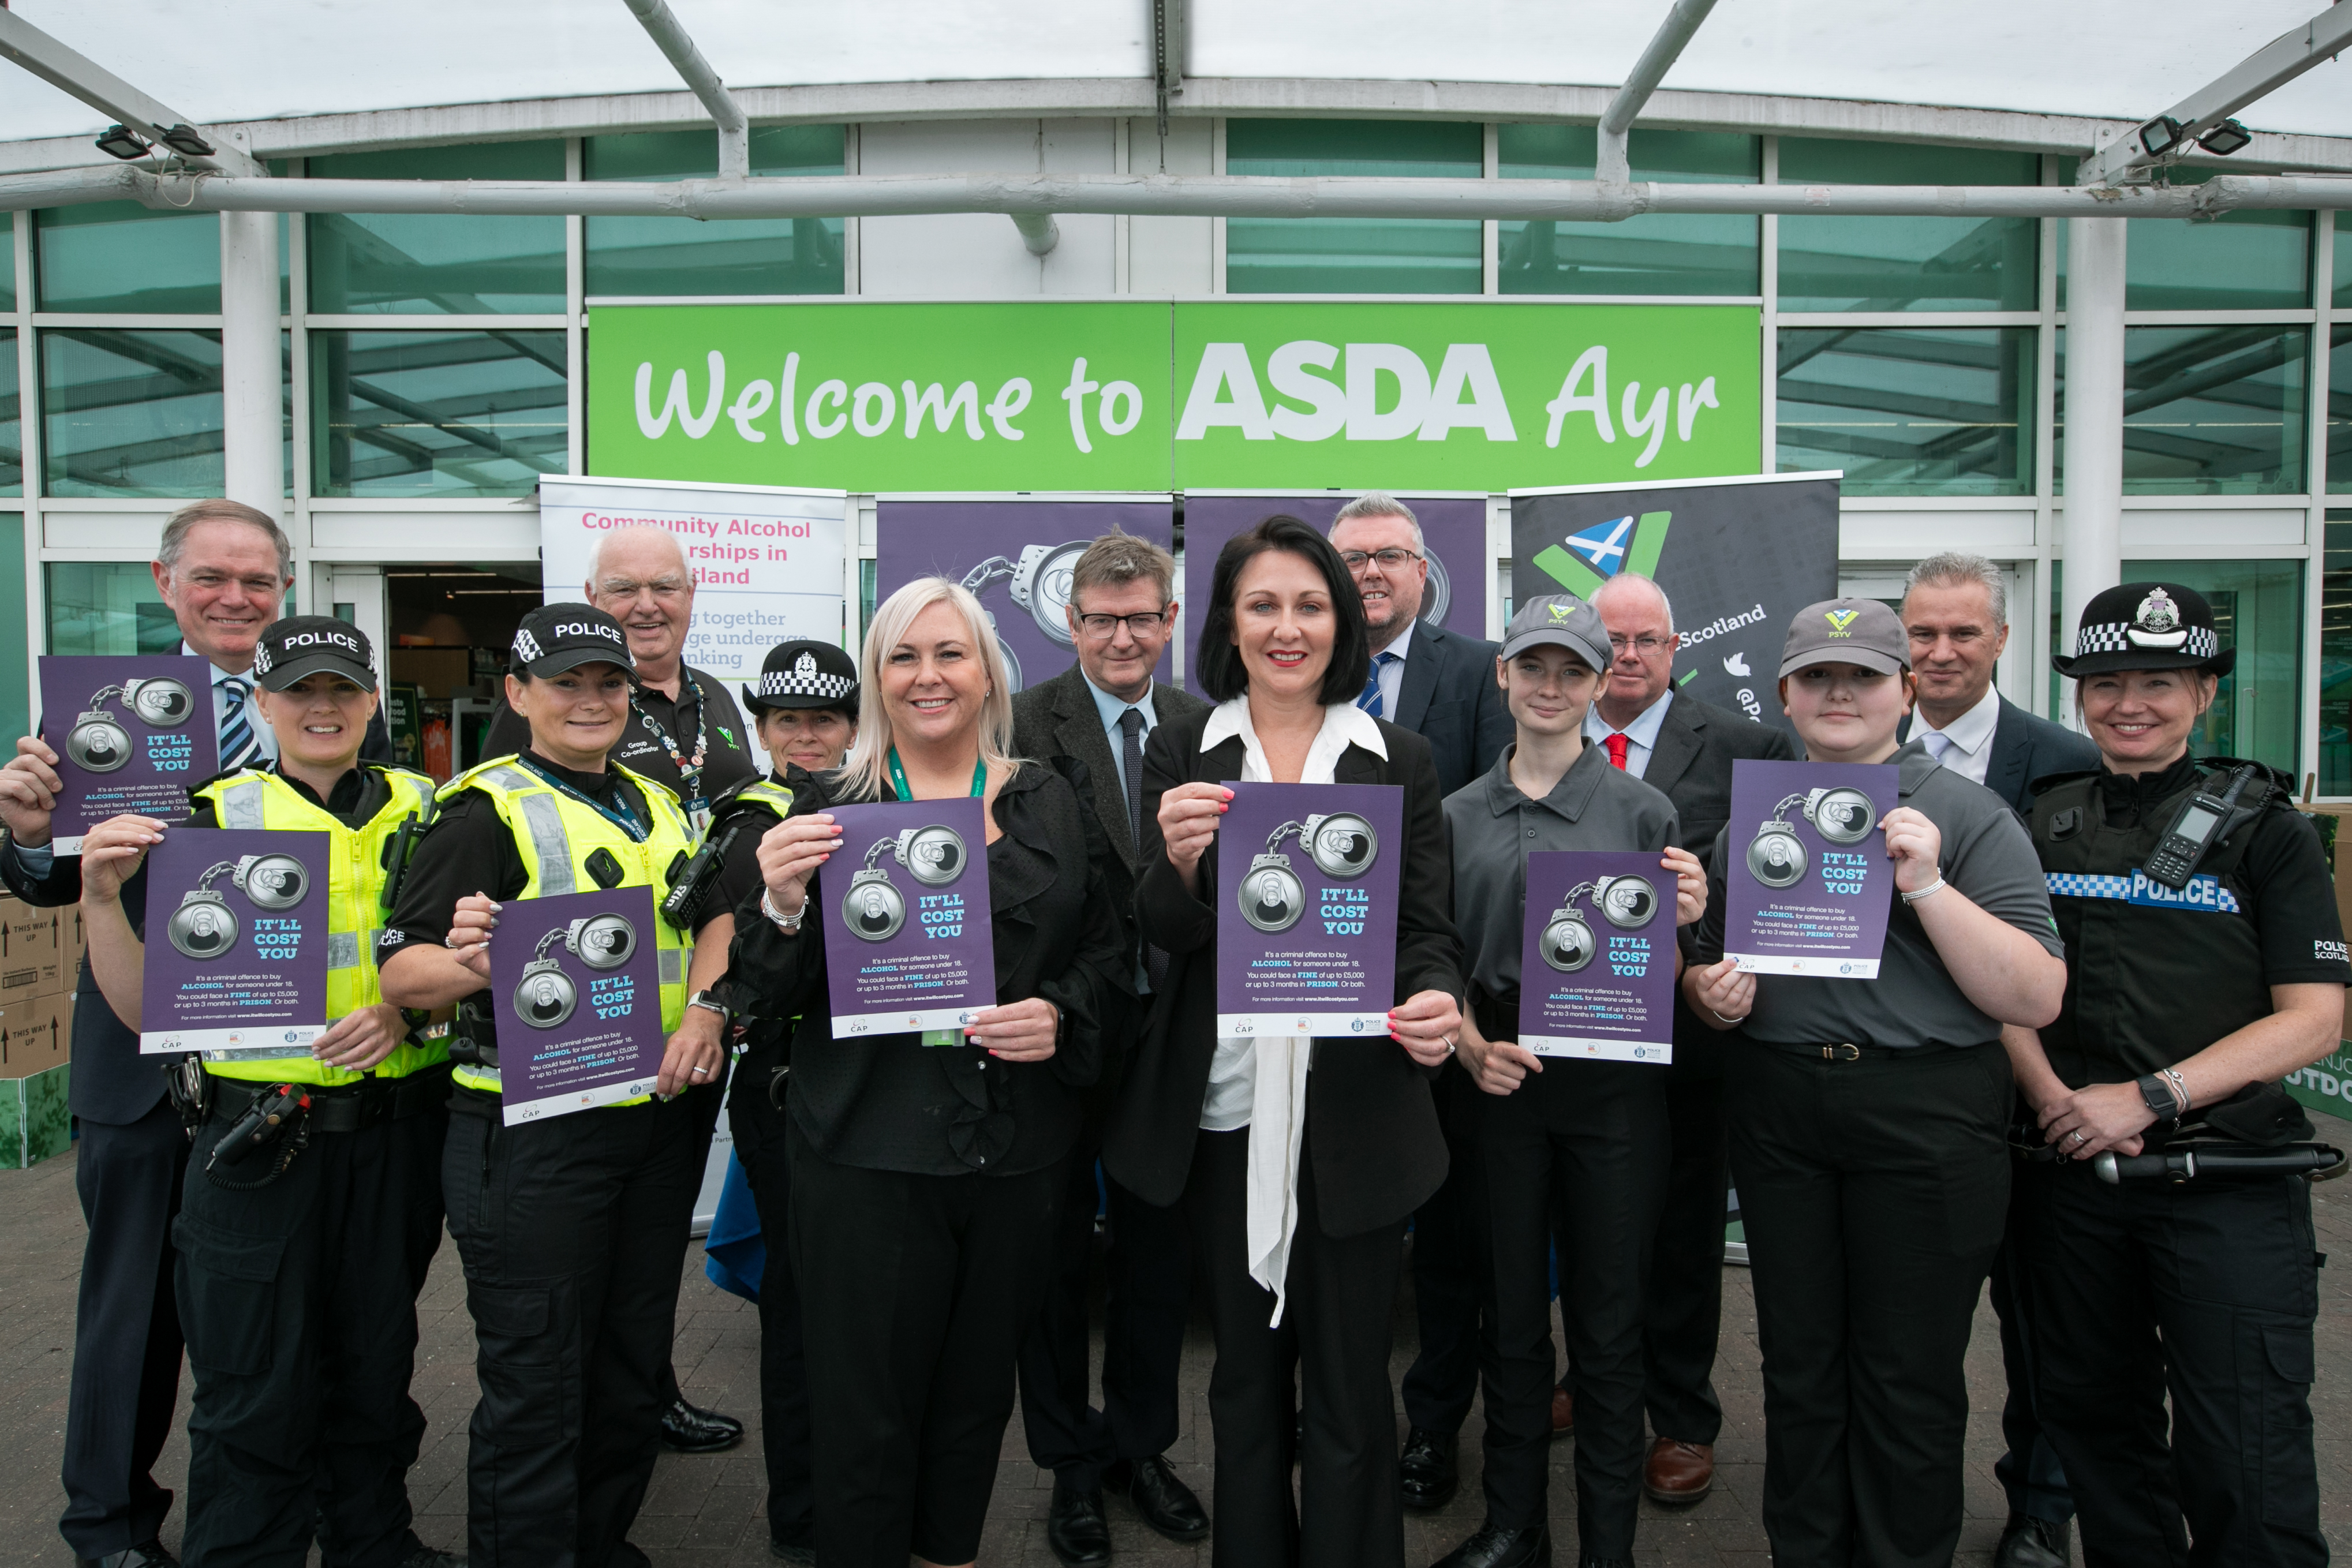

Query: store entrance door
left=316, top=561, right=543, bottom=780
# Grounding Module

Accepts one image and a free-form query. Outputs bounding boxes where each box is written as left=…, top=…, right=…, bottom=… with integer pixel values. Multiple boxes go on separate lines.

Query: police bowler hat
left=743, top=638, right=859, bottom=718
left=2054, top=581, right=2234, bottom=679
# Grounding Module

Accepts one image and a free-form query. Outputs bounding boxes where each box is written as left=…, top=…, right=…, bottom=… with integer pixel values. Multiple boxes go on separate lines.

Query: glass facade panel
left=42, top=328, right=223, bottom=496
left=308, top=141, right=567, bottom=315
left=2134, top=557, right=2302, bottom=777
left=1776, top=326, right=2033, bottom=494
left=45, top=561, right=182, bottom=656
left=309, top=329, right=565, bottom=497
left=584, top=127, right=845, bottom=297
left=1498, top=126, right=1759, bottom=297
left=1, top=330, right=18, bottom=495
left=1777, top=140, right=2037, bottom=312
left=36, top=203, right=222, bottom=314
left=1, top=212, right=13, bottom=312
left=1225, top=119, right=1483, bottom=295
left=2337, top=212, right=2350, bottom=309
left=2124, top=210, right=2310, bottom=312
left=2324, top=518, right=2352, bottom=794
left=2057, top=325, right=2307, bottom=495
left=2331, top=323, right=2349, bottom=495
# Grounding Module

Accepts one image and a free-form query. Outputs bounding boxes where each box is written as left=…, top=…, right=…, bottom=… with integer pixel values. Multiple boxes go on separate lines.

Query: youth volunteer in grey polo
left=1682, top=598, right=2067, bottom=1568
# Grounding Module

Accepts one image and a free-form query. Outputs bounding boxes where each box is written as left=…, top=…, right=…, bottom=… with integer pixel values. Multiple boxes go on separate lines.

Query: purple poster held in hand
left=140, top=829, right=328, bottom=1057
left=1519, top=850, right=1677, bottom=1064
left=492, top=886, right=667, bottom=1125
left=39, top=655, right=218, bottom=854
left=1216, top=782, right=1403, bottom=1038
left=1723, top=758, right=1900, bottom=979
left=820, top=796, right=996, bottom=1037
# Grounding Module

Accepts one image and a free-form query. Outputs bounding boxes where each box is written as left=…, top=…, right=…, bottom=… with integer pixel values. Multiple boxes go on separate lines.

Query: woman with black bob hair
left=1105, top=514, right=1465, bottom=1568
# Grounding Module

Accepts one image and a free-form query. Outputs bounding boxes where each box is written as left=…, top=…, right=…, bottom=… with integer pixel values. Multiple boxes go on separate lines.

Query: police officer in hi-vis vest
left=377, top=604, right=730, bottom=1567
left=75, top=616, right=458, bottom=1568
left=2006, top=581, right=2349, bottom=1568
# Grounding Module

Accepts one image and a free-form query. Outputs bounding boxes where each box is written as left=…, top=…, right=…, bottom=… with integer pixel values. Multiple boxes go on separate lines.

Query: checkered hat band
left=2074, top=622, right=2219, bottom=658
left=513, top=628, right=543, bottom=663
left=758, top=669, right=854, bottom=701
left=2045, top=870, right=2240, bottom=914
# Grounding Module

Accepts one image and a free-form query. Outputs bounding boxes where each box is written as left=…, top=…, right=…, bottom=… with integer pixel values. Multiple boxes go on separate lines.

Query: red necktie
left=1604, top=733, right=1630, bottom=770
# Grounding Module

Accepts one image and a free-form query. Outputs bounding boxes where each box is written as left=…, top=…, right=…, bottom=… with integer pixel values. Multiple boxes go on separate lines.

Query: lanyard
left=516, top=756, right=646, bottom=842
left=886, top=747, right=987, bottom=803
left=633, top=672, right=710, bottom=810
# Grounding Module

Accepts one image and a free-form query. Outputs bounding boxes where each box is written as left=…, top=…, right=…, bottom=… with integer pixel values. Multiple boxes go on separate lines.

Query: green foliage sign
left=588, top=300, right=1760, bottom=492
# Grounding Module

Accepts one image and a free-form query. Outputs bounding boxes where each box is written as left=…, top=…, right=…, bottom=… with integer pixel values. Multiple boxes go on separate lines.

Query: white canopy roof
left=2, top=0, right=2347, bottom=147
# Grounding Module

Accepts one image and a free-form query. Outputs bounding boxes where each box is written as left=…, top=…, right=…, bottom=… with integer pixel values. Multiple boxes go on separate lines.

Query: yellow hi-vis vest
left=193, top=765, right=445, bottom=1087
left=439, top=757, right=697, bottom=1098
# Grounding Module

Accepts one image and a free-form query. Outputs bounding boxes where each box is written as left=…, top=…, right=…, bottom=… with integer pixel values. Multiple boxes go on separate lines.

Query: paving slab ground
left=8, top=1110, right=2352, bottom=1567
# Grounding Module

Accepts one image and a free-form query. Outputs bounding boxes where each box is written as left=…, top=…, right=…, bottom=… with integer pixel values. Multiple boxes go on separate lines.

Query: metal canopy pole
left=1596, top=0, right=1722, bottom=185
left=2080, top=2, right=2352, bottom=186
left=2059, top=216, right=2128, bottom=724
left=619, top=0, right=750, bottom=179
left=219, top=210, right=281, bottom=518
left=0, top=9, right=257, bottom=175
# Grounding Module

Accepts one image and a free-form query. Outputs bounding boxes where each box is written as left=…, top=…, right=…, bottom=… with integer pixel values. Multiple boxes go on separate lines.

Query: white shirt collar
left=1080, top=668, right=1157, bottom=734
left=181, top=639, right=256, bottom=686
left=1373, top=619, right=1416, bottom=664
left=1585, top=687, right=1674, bottom=749
left=1916, top=683, right=2002, bottom=756
left=1202, top=695, right=1388, bottom=784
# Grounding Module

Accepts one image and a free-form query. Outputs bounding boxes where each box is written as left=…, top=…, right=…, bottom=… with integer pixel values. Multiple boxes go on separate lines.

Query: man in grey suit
left=1899, top=552, right=2098, bottom=1568
left=1011, top=531, right=1211, bottom=1567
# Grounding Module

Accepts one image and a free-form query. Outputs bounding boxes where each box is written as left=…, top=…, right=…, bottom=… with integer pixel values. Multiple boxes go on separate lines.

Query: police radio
left=2144, top=764, right=2265, bottom=890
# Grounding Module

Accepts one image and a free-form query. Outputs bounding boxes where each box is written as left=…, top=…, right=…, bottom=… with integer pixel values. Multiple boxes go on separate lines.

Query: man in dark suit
left=1325, top=495, right=1512, bottom=1511
left=0, top=500, right=396, bottom=1568
left=1575, top=570, right=1799, bottom=1509
left=1899, top=552, right=2098, bottom=1568
left=1010, top=531, right=1211, bottom=1567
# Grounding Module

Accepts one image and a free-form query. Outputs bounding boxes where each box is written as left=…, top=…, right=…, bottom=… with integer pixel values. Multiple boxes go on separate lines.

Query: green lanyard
left=886, top=747, right=987, bottom=803
left=887, top=747, right=987, bottom=1045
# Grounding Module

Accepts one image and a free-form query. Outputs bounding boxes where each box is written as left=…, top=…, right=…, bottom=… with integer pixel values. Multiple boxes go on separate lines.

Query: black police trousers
left=2012, top=1157, right=2324, bottom=1568
left=172, top=1087, right=449, bottom=1568
left=1400, top=1064, right=1483, bottom=1437
left=1471, top=1061, right=1667, bottom=1562
left=724, top=1044, right=813, bottom=1549
left=1728, top=1040, right=2012, bottom=1568
left=443, top=1084, right=710, bottom=1568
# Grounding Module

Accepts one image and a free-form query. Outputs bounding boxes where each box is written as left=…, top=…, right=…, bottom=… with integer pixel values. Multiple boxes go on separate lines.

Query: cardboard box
left=0, top=991, right=68, bottom=1079
left=0, top=1060, right=70, bottom=1169
left=62, top=905, right=86, bottom=984
left=0, top=896, right=63, bottom=1001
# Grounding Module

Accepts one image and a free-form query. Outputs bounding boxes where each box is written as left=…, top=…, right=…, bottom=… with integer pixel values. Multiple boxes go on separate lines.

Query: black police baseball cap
left=742, top=638, right=859, bottom=718
left=252, top=615, right=377, bottom=693
left=511, top=602, right=637, bottom=679
left=2054, top=581, right=2234, bottom=679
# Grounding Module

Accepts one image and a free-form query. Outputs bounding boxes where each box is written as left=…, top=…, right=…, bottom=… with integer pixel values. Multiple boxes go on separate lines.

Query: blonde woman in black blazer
left=1104, top=515, right=1465, bottom=1568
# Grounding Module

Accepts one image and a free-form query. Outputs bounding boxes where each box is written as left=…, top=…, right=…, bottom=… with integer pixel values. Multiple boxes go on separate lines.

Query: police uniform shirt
left=1445, top=740, right=1681, bottom=1008
left=479, top=664, right=758, bottom=802
left=186, top=761, right=383, bottom=832
left=708, top=768, right=806, bottom=919
left=1689, top=739, right=2062, bottom=1048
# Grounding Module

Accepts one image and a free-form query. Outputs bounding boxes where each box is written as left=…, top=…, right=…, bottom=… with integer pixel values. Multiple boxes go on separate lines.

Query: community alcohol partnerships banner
left=539, top=476, right=849, bottom=689
left=1510, top=473, right=1840, bottom=732
left=585, top=301, right=1761, bottom=493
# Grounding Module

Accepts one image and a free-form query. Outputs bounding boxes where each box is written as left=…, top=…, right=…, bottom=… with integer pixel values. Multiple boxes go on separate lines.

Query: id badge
left=921, top=1027, right=962, bottom=1046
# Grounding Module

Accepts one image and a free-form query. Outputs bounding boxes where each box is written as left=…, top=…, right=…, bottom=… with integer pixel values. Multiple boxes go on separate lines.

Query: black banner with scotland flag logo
left=1510, top=473, right=1841, bottom=734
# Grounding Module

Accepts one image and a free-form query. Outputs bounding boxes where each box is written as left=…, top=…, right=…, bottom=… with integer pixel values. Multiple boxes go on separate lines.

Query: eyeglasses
left=596, top=577, right=690, bottom=602
left=1338, top=549, right=1423, bottom=571
left=1075, top=609, right=1172, bottom=639
left=1608, top=635, right=1670, bottom=654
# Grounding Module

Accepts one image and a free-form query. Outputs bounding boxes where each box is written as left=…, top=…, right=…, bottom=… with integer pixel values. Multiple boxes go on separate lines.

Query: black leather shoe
left=658, top=1396, right=744, bottom=1453
left=766, top=1540, right=817, bottom=1568
left=1995, top=1514, right=2071, bottom=1568
left=1429, top=1523, right=1550, bottom=1568
left=1105, top=1454, right=1209, bottom=1542
left=1048, top=1479, right=1113, bottom=1567
left=74, top=1542, right=180, bottom=1568
left=1399, top=1426, right=1460, bottom=1511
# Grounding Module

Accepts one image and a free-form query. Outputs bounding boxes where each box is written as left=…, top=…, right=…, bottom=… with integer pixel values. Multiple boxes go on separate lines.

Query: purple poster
left=1181, top=493, right=1488, bottom=688
left=39, top=655, right=218, bottom=855
left=492, top=886, right=667, bottom=1125
left=820, top=796, right=997, bottom=1037
left=1216, top=781, right=1403, bottom=1036
left=139, top=829, right=328, bottom=1057
left=1723, top=758, right=1901, bottom=979
left=875, top=499, right=1176, bottom=694
left=1519, top=850, right=1677, bottom=1064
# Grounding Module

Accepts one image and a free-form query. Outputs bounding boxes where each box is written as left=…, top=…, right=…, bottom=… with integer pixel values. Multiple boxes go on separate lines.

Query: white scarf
left=1200, top=696, right=1388, bottom=1326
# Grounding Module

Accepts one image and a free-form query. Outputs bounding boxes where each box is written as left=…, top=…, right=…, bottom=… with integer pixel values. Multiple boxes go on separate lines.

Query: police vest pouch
left=2194, top=1079, right=2313, bottom=1147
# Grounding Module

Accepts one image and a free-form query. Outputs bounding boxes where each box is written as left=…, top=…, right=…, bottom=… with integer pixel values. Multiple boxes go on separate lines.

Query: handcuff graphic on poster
left=1745, top=787, right=1878, bottom=890
left=1238, top=812, right=1381, bottom=934
left=958, top=540, right=1091, bottom=693
left=514, top=914, right=640, bottom=1030
left=166, top=854, right=310, bottom=960
left=1538, top=874, right=1661, bottom=973
left=66, top=678, right=199, bottom=773
left=843, top=824, right=971, bottom=944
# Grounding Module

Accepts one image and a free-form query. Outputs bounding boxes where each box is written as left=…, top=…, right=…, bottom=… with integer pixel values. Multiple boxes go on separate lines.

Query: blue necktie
left=1356, top=652, right=1398, bottom=718
left=218, top=677, right=261, bottom=772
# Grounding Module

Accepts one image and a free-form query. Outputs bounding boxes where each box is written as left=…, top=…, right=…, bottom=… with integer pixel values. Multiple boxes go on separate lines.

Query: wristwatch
left=687, top=989, right=731, bottom=1023
left=2136, top=1072, right=2183, bottom=1125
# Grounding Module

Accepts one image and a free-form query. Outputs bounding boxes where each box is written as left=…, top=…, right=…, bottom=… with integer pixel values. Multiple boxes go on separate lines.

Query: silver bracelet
left=1709, top=1008, right=1747, bottom=1026
left=1899, top=875, right=1948, bottom=905
left=2159, top=1066, right=2191, bottom=1114
left=762, top=889, right=806, bottom=932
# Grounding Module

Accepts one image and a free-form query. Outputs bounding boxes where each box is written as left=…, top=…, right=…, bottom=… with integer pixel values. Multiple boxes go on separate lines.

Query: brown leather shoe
left=1644, top=1437, right=1714, bottom=1504
left=1549, top=1386, right=1574, bottom=1436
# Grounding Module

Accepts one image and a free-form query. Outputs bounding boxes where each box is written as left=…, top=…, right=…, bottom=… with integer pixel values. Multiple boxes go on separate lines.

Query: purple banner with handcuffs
left=1518, top=850, right=1676, bottom=1063
left=39, top=655, right=218, bottom=855
left=139, top=829, right=329, bottom=1056
left=1214, top=781, right=1403, bottom=1038
left=1723, top=758, right=1900, bottom=979
left=818, top=796, right=997, bottom=1038
left=491, top=885, right=667, bottom=1125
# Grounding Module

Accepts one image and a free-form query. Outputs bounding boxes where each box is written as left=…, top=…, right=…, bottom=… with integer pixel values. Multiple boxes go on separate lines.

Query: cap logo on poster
left=1824, top=608, right=1860, bottom=635
left=1239, top=812, right=1381, bottom=934
left=1539, top=873, right=1658, bottom=974
left=842, top=824, right=970, bottom=944
left=66, top=678, right=196, bottom=774
left=1746, top=787, right=1878, bottom=890
left=514, top=914, right=638, bottom=1031
left=164, top=853, right=308, bottom=960
left=2129, top=587, right=2186, bottom=649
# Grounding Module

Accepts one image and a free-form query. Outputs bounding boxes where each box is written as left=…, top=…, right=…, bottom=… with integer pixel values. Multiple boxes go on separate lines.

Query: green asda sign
left=587, top=300, right=1760, bottom=492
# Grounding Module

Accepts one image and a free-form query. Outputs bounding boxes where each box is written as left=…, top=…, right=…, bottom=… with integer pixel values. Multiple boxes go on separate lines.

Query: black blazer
left=1102, top=704, right=1465, bottom=1238
left=1900, top=694, right=2100, bottom=814
left=1390, top=620, right=1513, bottom=800
left=0, top=848, right=159, bottom=1125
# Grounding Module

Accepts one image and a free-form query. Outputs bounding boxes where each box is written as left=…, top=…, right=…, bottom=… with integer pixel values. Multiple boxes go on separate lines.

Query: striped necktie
left=218, top=676, right=261, bottom=772
left=1355, top=651, right=1398, bottom=718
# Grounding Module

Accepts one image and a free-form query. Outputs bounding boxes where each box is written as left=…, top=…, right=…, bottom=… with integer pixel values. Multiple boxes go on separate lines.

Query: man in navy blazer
left=1899, top=553, right=2097, bottom=1568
